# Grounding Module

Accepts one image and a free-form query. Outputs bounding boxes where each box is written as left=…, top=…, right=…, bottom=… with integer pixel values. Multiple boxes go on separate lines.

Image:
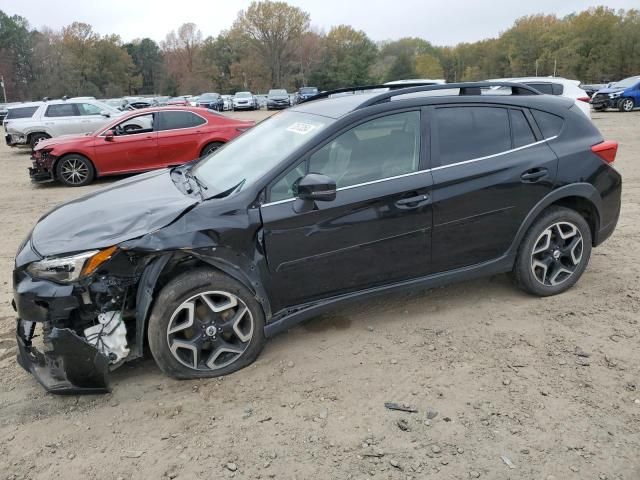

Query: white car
left=5, top=99, right=123, bottom=149
left=487, top=77, right=591, bottom=118
left=232, top=92, right=258, bottom=111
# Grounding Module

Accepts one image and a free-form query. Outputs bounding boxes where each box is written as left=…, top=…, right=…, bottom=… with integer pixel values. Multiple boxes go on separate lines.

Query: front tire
left=148, top=268, right=266, bottom=380
left=30, top=133, right=50, bottom=149
left=55, top=154, right=95, bottom=187
left=513, top=207, right=592, bottom=297
left=618, top=98, right=635, bottom=112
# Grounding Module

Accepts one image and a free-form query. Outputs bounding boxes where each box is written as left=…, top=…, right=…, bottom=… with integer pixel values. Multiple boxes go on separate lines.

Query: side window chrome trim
left=431, top=135, right=557, bottom=172
left=261, top=136, right=557, bottom=208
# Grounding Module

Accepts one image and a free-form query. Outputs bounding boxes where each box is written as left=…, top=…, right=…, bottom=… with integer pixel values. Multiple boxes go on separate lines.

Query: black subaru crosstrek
left=12, top=82, right=621, bottom=393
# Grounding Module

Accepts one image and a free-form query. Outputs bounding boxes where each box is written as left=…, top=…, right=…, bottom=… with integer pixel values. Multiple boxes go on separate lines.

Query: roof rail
left=356, top=82, right=543, bottom=109
left=299, top=82, right=441, bottom=104
left=301, top=81, right=542, bottom=107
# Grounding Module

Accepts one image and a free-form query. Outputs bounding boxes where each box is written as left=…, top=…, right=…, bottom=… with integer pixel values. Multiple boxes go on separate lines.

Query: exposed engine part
left=83, top=311, right=130, bottom=364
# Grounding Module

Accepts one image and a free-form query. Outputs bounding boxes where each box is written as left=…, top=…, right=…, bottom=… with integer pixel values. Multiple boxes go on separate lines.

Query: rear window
left=435, top=106, right=511, bottom=166
left=524, top=82, right=564, bottom=95
left=531, top=110, right=564, bottom=138
left=6, top=106, right=39, bottom=119
left=45, top=104, right=77, bottom=117
left=158, top=111, right=206, bottom=130
left=510, top=110, right=536, bottom=148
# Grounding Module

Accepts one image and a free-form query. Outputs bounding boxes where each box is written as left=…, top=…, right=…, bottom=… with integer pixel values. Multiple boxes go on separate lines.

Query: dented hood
left=31, top=169, right=197, bottom=257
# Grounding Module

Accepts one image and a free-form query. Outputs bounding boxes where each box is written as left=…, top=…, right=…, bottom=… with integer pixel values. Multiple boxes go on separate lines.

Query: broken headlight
left=26, top=247, right=118, bottom=283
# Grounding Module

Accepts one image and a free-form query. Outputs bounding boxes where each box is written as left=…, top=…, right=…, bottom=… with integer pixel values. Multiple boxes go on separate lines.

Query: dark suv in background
left=12, top=82, right=621, bottom=394
left=196, top=93, right=224, bottom=111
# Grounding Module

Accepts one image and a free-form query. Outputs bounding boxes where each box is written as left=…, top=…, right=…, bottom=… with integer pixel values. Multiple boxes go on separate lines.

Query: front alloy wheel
left=619, top=98, right=635, bottom=112
left=55, top=155, right=95, bottom=187
left=530, top=222, right=583, bottom=287
left=167, top=291, right=254, bottom=371
left=148, top=268, right=265, bottom=379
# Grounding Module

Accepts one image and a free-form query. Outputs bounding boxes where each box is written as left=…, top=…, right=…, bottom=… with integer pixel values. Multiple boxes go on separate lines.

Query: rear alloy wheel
left=201, top=142, right=224, bottom=157
left=513, top=207, right=592, bottom=296
left=55, top=155, right=95, bottom=187
left=148, top=269, right=265, bottom=379
left=618, top=98, right=635, bottom=112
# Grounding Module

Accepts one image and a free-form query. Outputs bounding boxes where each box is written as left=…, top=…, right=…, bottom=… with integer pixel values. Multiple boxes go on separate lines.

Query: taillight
left=577, top=96, right=590, bottom=103
left=591, top=140, right=618, bottom=164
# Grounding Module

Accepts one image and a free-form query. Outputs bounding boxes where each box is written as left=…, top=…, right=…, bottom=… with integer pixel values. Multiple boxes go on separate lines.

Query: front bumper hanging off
left=16, top=318, right=111, bottom=394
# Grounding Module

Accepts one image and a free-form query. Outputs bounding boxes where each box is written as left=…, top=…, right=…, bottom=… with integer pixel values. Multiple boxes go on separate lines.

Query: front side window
left=159, top=111, right=205, bottom=130
left=308, top=111, right=421, bottom=190
left=270, top=161, right=307, bottom=202
left=45, top=104, right=77, bottom=117
left=77, top=103, right=102, bottom=115
left=436, top=106, right=510, bottom=166
left=112, top=113, right=154, bottom=135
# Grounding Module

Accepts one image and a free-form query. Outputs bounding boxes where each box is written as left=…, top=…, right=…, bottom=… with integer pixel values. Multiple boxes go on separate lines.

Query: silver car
left=5, top=99, right=123, bottom=149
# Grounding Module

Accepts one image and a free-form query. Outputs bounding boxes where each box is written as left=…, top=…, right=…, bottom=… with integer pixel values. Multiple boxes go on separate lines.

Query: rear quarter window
left=531, top=110, right=564, bottom=138
left=6, top=106, right=39, bottom=119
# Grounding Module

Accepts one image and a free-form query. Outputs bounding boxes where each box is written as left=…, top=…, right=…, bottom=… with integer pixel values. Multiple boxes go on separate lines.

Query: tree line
left=0, top=2, right=639, bottom=101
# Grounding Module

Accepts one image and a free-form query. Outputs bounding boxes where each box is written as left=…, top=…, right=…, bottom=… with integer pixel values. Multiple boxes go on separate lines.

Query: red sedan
left=30, top=107, right=254, bottom=187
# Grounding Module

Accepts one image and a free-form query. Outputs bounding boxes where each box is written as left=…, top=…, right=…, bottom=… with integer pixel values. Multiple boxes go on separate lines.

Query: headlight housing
left=609, top=91, right=623, bottom=98
left=26, top=246, right=118, bottom=283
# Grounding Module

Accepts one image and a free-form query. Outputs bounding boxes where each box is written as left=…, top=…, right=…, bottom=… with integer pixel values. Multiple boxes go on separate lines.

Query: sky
left=1, top=0, right=637, bottom=46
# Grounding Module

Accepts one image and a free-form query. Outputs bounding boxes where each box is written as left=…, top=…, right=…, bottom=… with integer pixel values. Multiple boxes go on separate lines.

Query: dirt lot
left=0, top=110, right=638, bottom=480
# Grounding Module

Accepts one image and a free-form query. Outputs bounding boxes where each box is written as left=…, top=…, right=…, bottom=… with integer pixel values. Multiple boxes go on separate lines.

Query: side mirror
left=105, top=130, right=115, bottom=141
left=100, top=110, right=111, bottom=117
left=296, top=173, right=336, bottom=202
left=292, top=173, right=336, bottom=213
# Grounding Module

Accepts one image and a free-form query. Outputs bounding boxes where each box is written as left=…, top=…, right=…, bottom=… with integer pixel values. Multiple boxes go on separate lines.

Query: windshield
left=269, top=89, right=287, bottom=96
left=200, top=93, right=218, bottom=100
left=236, top=92, right=251, bottom=98
left=613, top=76, right=640, bottom=88
left=192, top=111, right=332, bottom=195
left=300, top=87, right=318, bottom=94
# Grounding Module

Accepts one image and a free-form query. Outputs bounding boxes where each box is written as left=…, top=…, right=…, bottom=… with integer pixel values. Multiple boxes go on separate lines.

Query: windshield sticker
left=286, top=122, right=317, bottom=135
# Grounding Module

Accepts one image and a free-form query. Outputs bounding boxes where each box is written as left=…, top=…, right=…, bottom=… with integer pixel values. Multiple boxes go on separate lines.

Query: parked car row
left=589, top=75, right=640, bottom=112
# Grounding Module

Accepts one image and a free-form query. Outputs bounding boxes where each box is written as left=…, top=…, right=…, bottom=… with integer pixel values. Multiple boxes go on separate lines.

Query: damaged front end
left=13, top=240, right=155, bottom=394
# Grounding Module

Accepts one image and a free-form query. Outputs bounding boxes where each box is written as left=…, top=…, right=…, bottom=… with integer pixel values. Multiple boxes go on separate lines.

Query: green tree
left=125, top=38, right=164, bottom=94
left=232, top=0, right=310, bottom=87
left=311, top=25, right=377, bottom=89
left=415, top=53, right=444, bottom=79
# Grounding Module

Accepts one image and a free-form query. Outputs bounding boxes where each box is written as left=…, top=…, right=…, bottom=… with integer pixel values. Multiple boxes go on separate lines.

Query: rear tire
left=513, top=207, right=592, bottom=297
left=618, top=98, right=635, bottom=112
left=55, top=154, right=95, bottom=187
left=148, top=268, right=266, bottom=380
left=200, top=141, right=224, bottom=157
left=29, top=133, right=50, bottom=150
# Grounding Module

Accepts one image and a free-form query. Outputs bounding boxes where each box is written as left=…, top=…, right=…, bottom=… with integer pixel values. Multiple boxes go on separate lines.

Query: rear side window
left=510, top=110, right=536, bottom=148
left=524, top=82, right=564, bottom=95
left=45, top=104, right=77, bottom=117
left=6, top=106, right=39, bottom=119
left=435, top=107, right=510, bottom=166
left=531, top=110, right=564, bottom=138
left=159, top=111, right=206, bottom=130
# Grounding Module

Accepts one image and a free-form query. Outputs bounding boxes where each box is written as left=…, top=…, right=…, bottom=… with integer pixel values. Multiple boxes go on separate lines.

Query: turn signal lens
left=591, top=141, right=618, bottom=164
left=81, top=246, right=119, bottom=276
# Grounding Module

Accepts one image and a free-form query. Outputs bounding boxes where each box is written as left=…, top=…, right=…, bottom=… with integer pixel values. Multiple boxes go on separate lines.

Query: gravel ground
left=0, top=110, right=638, bottom=480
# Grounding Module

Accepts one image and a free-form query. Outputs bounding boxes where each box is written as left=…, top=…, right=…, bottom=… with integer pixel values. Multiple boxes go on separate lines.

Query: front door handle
left=395, top=194, right=430, bottom=209
left=521, top=168, right=548, bottom=183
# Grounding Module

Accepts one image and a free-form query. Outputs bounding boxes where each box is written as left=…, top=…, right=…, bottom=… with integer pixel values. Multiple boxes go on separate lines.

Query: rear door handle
left=395, top=194, right=430, bottom=209
left=521, top=168, right=548, bottom=183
